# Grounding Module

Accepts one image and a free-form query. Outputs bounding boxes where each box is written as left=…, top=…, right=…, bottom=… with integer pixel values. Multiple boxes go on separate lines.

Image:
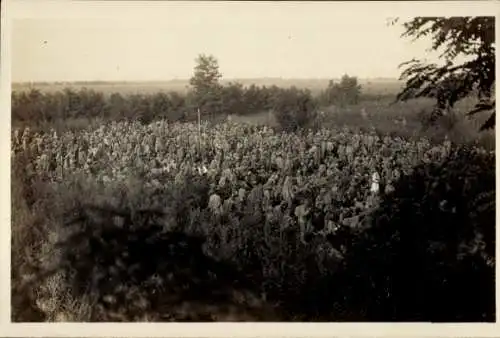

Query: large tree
left=393, top=17, right=495, bottom=131
left=189, top=54, right=223, bottom=117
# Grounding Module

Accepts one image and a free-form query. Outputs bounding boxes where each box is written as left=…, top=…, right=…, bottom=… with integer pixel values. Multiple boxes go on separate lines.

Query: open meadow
left=12, top=77, right=404, bottom=96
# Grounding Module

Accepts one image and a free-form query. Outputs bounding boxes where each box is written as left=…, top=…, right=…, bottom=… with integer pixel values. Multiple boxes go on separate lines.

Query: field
left=11, top=102, right=496, bottom=321
left=10, top=10, right=496, bottom=324
left=11, top=77, right=495, bottom=151
left=12, top=78, right=404, bottom=96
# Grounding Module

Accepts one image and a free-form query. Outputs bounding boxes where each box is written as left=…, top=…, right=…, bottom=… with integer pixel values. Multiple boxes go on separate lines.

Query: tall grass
left=11, top=121, right=495, bottom=321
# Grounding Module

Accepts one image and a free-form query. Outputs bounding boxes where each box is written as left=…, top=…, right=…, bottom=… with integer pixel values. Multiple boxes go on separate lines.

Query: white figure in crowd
left=371, top=171, right=380, bottom=194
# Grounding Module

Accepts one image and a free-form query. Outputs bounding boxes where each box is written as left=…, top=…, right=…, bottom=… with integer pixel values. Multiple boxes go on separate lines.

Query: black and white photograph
left=7, top=0, right=496, bottom=326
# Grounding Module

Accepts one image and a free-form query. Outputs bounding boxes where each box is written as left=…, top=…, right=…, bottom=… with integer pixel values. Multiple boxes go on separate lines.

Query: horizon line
left=12, top=77, right=403, bottom=85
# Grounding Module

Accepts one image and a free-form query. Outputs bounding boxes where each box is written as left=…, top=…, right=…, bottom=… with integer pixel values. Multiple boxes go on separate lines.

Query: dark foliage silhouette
left=318, top=145, right=495, bottom=321
left=272, top=87, right=317, bottom=131
left=394, top=17, right=495, bottom=131
left=34, top=203, right=281, bottom=321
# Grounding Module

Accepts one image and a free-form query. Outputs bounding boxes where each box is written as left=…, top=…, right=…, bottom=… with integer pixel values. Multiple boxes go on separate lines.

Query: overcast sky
left=10, top=1, right=495, bottom=82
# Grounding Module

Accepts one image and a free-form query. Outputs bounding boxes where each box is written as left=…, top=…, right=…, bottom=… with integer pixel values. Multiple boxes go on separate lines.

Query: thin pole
left=197, top=107, right=202, bottom=158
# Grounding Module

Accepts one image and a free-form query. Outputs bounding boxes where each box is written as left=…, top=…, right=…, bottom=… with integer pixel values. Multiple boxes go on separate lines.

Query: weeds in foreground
left=11, top=130, right=495, bottom=321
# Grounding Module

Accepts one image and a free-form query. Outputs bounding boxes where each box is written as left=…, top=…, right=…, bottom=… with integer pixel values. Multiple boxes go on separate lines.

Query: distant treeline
left=12, top=77, right=403, bottom=94
left=12, top=76, right=394, bottom=130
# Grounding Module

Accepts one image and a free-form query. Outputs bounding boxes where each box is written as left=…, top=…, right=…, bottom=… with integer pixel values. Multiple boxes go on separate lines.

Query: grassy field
left=11, top=118, right=495, bottom=321
left=229, top=98, right=494, bottom=149
left=11, top=78, right=495, bottom=149
left=12, top=77, right=403, bottom=96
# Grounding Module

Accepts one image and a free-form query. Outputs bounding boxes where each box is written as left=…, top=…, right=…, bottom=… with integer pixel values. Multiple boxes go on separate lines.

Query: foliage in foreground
left=11, top=120, right=495, bottom=321
left=330, top=146, right=495, bottom=321
left=394, top=16, right=495, bottom=131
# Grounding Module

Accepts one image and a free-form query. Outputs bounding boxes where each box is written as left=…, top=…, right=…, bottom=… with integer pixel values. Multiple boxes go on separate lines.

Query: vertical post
left=198, top=108, right=201, bottom=136
left=197, top=108, right=202, bottom=158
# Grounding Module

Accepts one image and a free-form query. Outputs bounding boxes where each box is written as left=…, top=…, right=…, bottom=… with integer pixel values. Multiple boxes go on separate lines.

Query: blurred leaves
left=394, top=17, right=495, bottom=131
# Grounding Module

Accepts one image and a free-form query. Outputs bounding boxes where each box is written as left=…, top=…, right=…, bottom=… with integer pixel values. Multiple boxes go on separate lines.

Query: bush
left=326, top=145, right=495, bottom=321
left=11, top=152, right=49, bottom=321
left=14, top=173, right=283, bottom=321
left=272, top=87, right=317, bottom=132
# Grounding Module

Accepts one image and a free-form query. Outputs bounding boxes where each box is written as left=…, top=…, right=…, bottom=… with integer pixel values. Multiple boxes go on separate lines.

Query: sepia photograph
left=7, top=0, right=496, bottom=326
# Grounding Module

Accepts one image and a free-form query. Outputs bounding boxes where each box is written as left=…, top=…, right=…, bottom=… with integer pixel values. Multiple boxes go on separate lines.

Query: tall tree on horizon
left=189, top=54, right=223, bottom=118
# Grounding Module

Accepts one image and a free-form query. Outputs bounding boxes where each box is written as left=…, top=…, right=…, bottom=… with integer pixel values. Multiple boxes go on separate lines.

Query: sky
left=9, top=1, right=496, bottom=82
